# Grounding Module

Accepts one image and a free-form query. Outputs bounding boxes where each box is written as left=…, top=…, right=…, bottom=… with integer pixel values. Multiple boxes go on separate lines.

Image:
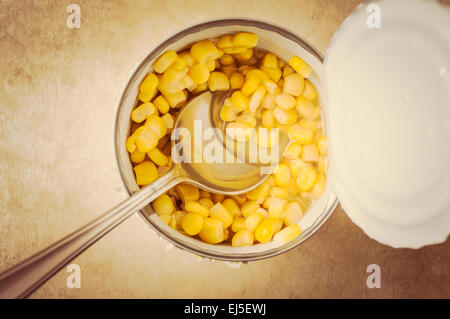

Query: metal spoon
left=0, top=91, right=286, bottom=298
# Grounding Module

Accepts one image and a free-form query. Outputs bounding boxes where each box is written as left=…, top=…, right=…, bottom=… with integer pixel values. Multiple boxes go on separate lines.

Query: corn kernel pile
left=126, top=32, right=328, bottom=247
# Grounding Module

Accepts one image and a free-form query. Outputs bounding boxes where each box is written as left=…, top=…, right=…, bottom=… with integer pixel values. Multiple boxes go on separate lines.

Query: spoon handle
left=0, top=168, right=185, bottom=299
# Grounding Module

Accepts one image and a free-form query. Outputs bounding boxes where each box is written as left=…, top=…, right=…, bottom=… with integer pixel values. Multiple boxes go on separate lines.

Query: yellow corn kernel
left=231, top=217, right=246, bottom=233
left=176, top=184, right=200, bottom=203
left=255, top=218, right=281, bottom=243
left=273, top=107, right=297, bottom=125
left=283, top=73, right=305, bottom=97
left=135, top=126, right=158, bottom=153
left=273, top=224, right=302, bottom=245
left=139, top=73, right=159, bottom=100
left=310, top=174, right=326, bottom=199
left=230, top=90, right=249, bottom=112
left=126, top=135, right=137, bottom=153
left=211, top=193, right=224, bottom=203
left=133, top=161, right=158, bottom=185
left=234, top=48, right=254, bottom=62
left=236, top=113, right=257, bottom=128
left=317, top=136, right=328, bottom=156
left=190, top=40, right=220, bottom=63
left=223, top=46, right=248, bottom=54
left=163, top=90, right=187, bottom=108
left=172, top=211, right=186, bottom=230
left=283, top=65, right=295, bottom=77
left=283, top=142, right=302, bottom=159
left=261, top=110, right=275, bottom=128
left=230, top=194, right=246, bottom=205
left=301, top=144, right=319, bottom=162
left=223, top=198, right=241, bottom=217
left=240, top=201, right=259, bottom=218
left=144, top=115, right=167, bottom=139
left=152, top=194, right=175, bottom=216
left=220, top=99, right=237, bottom=122
left=217, top=34, right=233, bottom=48
left=244, top=212, right=264, bottom=232
left=269, top=187, right=289, bottom=199
left=288, top=56, right=312, bottom=78
left=167, top=57, right=187, bottom=72
left=290, top=159, right=308, bottom=177
left=299, top=119, right=319, bottom=131
left=229, top=72, right=245, bottom=89
left=210, top=203, right=233, bottom=228
left=153, top=95, right=170, bottom=114
left=318, top=156, right=327, bottom=175
left=206, top=59, right=216, bottom=72
left=233, top=32, right=258, bottom=48
left=178, top=51, right=195, bottom=67
left=275, top=93, right=296, bottom=110
left=278, top=59, right=286, bottom=68
left=262, top=53, right=278, bottom=69
left=241, top=75, right=261, bottom=96
left=288, top=178, right=300, bottom=195
left=261, top=67, right=282, bottom=82
left=132, top=102, right=158, bottom=123
left=184, top=200, right=210, bottom=217
left=181, top=212, right=204, bottom=236
left=296, top=96, right=315, bottom=118
left=289, top=124, right=313, bottom=144
left=188, top=63, right=210, bottom=85
left=199, top=218, right=224, bottom=244
left=256, top=207, right=269, bottom=218
left=199, top=189, right=212, bottom=200
left=263, top=197, right=287, bottom=218
left=158, top=68, right=188, bottom=94
left=147, top=147, right=168, bottom=166
left=248, top=86, right=266, bottom=112
left=263, top=79, right=279, bottom=94
left=208, top=71, right=230, bottom=91
left=199, top=197, right=214, bottom=209
left=246, top=69, right=270, bottom=82
left=138, top=90, right=155, bottom=103
left=220, top=53, right=235, bottom=65
left=274, top=163, right=291, bottom=187
left=193, top=82, right=208, bottom=94
left=226, top=121, right=254, bottom=142
left=232, top=229, right=254, bottom=247
left=180, top=74, right=195, bottom=90
left=283, top=201, right=303, bottom=226
left=130, top=149, right=146, bottom=163
left=296, top=165, right=318, bottom=192
left=160, top=113, right=174, bottom=130
left=246, top=181, right=271, bottom=201
left=153, top=50, right=178, bottom=73
left=302, top=79, right=317, bottom=100
left=159, top=214, right=171, bottom=225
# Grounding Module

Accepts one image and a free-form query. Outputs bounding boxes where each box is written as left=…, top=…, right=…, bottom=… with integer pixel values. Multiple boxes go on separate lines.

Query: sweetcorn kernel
left=210, top=203, right=233, bottom=228
left=317, top=136, right=328, bottom=156
left=212, top=193, right=225, bottom=203
left=220, top=101, right=237, bottom=122
left=288, top=56, right=312, bottom=78
left=249, top=86, right=266, bottom=112
left=199, top=218, right=224, bottom=244
left=241, top=75, right=261, bottom=96
left=283, top=201, right=303, bottom=226
left=283, top=142, right=302, bottom=159
left=264, top=197, right=287, bottom=218
left=244, top=212, right=264, bottom=232
left=230, top=72, right=245, bottom=89
left=274, top=163, right=291, bottom=187
left=152, top=194, right=175, bottom=216
left=275, top=93, right=296, bottom=110
left=245, top=181, right=271, bottom=201
left=184, top=200, right=210, bottom=217
left=208, top=72, right=230, bottom=91
left=301, top=144, right=319, bottom=162
left=153, top=95, right=170, bottom=114
left=132, top=102, right=157, bottom=123
left=154, top=50, right=178, bottom=73
left=147, top=148, right=169, bottom=166
left=296, top=96, right=315, bottom=118
left=282, top=65, right=295, bottom=77
left=232, top=229, right=254, bottom=247
left=269, top=187, right=289, bottom=199
left=255, top=218, right=281, bottom=243
left=310, top=174, right=326, bottom=199
left=130, top=149, right=146, bottom=164
left=160, top=113, right=174, bottom=130
left=135, top=126, right=158, bottom=153
left=261, top=110, right=275, bottom=128
left=189, top=63, right=210, bottom=84
left=176, top=184, right=200, bottom=203
left=289, top=124, right=313, bottom=144
left=262, top=53, right=278, bottom=69
left=163, top=90, right=187, bottom=108
left=283, top=73, right=305, bottom=97
left=220, top=54, right=235, bottom=65
left=230, top=90, right=250, bottom=112
left=198, top=198, right=214, bottom=209
left=144, top=115, right=167, bottom=139
left=302, top=79, right=317, bottom=100
left=190, top=40, right=220, bottom=63
left=232, top=32, right=258, bottom=48
left=261, top=67, right=282, bottom=82
left=222, top=198, right=241, bottom=217
left=206, top=59, right=216, bottom=72
left=181, top=213, right=204, bottom=236
left=231, top=217, right=246, bottom=232
left=273, top=224, right=302, bottom=245
left=139, top=73, right=159, bottom=102
left=234, top=48, right=254, bottom=61
left=296, top=165, right=317, bottom=192
left=273, top=107, right=297, bottom=125
left=241, top=201, right=260, bottom=218
left=133, top=161, right=158, bottom=185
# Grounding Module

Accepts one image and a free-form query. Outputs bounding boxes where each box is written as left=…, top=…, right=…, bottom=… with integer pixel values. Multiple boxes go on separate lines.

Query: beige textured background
left=0, top=0, right=449, bottom=298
